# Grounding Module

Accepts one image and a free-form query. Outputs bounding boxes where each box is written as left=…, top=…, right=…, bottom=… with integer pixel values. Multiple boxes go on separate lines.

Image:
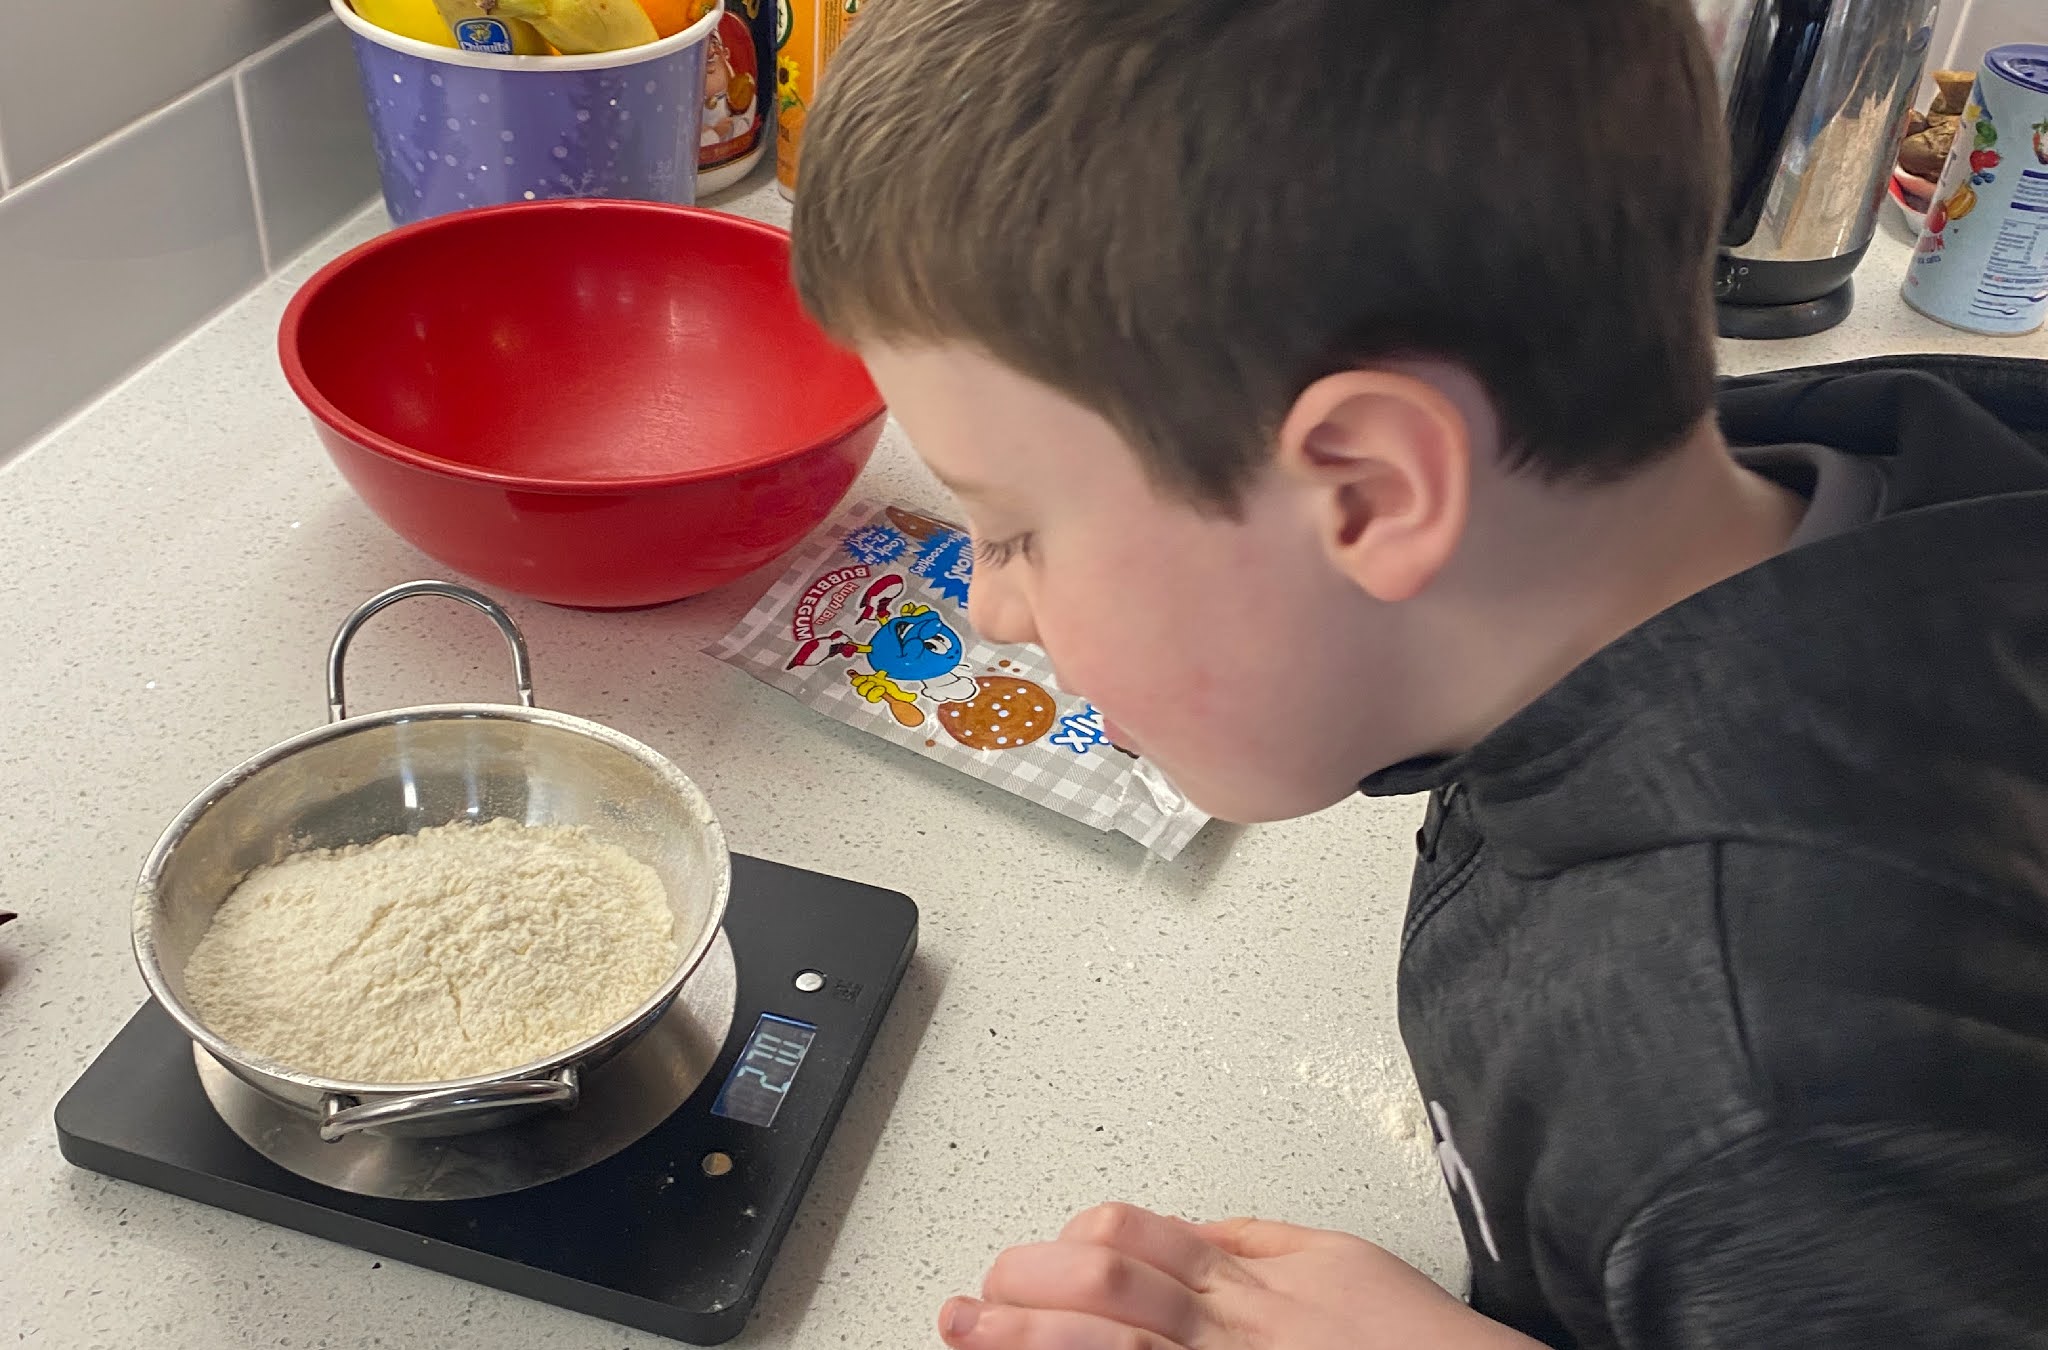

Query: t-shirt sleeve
left=1599, top=1122, right=2048, bottom=1349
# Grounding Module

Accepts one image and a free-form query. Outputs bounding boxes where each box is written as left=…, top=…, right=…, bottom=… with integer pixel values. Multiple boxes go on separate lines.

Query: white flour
left=184, top=818, right=680, bottom=1083
left=1296, top=1047, right=1439, bottom=1176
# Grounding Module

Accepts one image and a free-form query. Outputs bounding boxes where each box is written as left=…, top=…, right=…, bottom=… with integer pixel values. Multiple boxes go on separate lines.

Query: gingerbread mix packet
left=708, top=500, right=1210, bottom=858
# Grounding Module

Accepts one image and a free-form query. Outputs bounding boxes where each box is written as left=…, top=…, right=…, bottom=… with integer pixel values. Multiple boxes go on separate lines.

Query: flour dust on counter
left=1294, top=1044, right=1438, bottom=1177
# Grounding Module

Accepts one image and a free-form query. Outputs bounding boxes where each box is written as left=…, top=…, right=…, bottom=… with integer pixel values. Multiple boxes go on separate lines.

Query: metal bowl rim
left=132, top=701, right=733, bottom=1097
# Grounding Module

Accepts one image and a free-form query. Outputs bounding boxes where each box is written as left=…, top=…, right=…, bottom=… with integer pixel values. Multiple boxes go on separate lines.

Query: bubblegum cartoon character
left=786, top=573, right=976, bottom=726
left=847, top=604, right=979, bottom=719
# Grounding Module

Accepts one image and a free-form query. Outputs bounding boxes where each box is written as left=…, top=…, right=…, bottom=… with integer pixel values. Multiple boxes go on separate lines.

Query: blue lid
left=1985, top=43, right=2048, bottom=96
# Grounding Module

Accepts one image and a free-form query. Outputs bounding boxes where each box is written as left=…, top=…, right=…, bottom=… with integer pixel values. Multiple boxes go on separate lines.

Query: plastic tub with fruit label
left=1903, top=43, right=2048, bottom=335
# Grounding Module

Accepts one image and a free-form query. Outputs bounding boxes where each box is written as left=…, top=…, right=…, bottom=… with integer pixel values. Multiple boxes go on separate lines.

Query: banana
left=492, top=0, right=659, bottom=54
left=428, top=0, right=551, bottom=54
left=351, top=0, right=460, bottom=46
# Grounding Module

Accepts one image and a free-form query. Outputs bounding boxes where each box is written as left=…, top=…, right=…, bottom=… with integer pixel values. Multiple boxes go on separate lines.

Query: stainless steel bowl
left=134, top=581, right=731, bottom=1143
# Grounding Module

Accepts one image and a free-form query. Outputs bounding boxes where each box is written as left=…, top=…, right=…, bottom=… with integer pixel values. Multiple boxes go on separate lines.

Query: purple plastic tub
left=330, top=0, right=719, bottom=225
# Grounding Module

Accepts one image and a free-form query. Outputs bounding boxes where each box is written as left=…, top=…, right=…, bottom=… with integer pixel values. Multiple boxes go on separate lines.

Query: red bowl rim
left=277, top=199, right=886, bottom=496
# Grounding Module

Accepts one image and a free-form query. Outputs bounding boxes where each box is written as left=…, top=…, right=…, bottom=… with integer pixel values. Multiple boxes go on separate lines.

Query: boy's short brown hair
left=793, top=0, right=1729, bottom=511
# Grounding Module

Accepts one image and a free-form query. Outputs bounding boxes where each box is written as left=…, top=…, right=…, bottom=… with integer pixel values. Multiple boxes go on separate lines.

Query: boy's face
left=862, top=343, right=1415, bottom=825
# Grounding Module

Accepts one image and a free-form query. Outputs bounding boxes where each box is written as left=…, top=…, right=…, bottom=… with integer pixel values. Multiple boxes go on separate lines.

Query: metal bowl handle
left=319, top=1068, right=580, bottom=1142
left=327, top=580, right=537, bottom=723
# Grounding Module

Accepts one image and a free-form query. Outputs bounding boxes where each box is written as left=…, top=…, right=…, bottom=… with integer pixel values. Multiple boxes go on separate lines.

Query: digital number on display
left=710, top=1014, right=818, bottom=1128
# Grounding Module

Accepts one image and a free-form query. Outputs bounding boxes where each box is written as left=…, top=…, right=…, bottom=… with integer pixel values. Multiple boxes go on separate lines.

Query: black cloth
left=1361, top=356, right=2048, bottom=1348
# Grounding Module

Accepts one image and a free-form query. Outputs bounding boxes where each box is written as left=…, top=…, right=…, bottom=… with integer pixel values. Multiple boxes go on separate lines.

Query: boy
left=791, top=1, right=2048, bottom=1345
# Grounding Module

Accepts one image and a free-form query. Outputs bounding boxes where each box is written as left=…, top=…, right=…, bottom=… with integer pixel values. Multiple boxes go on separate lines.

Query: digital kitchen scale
left=55, top=854, right=917, bottom=1346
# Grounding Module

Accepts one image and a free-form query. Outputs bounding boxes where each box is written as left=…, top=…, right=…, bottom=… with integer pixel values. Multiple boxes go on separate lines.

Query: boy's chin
left=1178, top=776, right=1364, bottom=827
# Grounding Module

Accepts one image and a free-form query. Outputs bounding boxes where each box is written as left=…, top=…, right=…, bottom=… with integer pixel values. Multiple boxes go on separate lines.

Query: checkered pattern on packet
left=707, top=501, right=1208, bottom=859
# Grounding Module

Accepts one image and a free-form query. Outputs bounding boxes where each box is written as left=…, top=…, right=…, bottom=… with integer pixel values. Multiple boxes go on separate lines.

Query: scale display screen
left=711, top=1014, right=818, bottom=1128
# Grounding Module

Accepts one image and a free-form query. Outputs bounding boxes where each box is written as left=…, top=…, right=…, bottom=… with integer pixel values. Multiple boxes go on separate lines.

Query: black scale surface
left=55, top=854, right=917, bottom=1345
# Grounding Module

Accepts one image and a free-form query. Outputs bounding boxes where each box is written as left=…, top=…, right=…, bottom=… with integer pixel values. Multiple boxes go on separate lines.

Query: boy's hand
left=939, top=1203, right=1542, bottom=1350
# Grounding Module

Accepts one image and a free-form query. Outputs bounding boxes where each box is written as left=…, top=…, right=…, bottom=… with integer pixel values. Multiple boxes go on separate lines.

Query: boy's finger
left=980, top=1240, right=1207, bottom=1344
left=940, top=1297, right=1188, bottom=1350
left=1056, top=1202, right=1237, bottom=1289
left=1194, top=1216, right=1329, bottom=1260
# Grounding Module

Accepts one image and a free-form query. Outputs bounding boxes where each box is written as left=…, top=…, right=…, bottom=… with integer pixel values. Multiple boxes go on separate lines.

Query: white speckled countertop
left=0, top=171, right=2031, bottom=1349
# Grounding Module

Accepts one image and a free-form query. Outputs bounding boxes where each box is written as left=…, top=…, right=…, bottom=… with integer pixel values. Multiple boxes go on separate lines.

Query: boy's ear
left=1273, top=366, right=1473, bottom=603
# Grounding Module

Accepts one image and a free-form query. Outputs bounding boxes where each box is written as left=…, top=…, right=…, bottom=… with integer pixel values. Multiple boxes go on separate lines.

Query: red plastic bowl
left=280, top=201, right=884, bottom=608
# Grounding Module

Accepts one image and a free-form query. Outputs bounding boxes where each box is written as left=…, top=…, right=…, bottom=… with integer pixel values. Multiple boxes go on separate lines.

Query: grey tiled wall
left=0, top=6, right=384, bottom=461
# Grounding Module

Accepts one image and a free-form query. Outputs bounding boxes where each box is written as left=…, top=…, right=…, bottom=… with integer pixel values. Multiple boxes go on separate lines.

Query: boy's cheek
left=1031, top=605, right=1151, bottom=717
left=1040, top=598, right=1225, bottom=739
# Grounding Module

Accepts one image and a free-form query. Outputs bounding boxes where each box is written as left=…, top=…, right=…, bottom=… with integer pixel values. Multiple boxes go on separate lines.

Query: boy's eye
left=973, top=532, right=1034, bottom=567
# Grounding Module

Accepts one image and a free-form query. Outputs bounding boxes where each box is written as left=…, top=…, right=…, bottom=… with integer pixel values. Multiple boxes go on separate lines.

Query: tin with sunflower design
left=774, top=0, right=863, bottom=199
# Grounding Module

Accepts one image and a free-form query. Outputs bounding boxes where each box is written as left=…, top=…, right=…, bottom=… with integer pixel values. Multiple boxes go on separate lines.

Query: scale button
left=793, top=970, right=826, bottom=993
left=701, top=1151, right=734, bottom=1177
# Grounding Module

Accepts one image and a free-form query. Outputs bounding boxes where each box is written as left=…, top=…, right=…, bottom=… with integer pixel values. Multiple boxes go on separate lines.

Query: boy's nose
left=968, top=571, right=1038, bottom=648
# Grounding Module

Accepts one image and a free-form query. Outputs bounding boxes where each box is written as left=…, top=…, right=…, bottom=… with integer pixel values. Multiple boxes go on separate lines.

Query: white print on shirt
left=1431, top=1100, right=1502, bottom=1262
